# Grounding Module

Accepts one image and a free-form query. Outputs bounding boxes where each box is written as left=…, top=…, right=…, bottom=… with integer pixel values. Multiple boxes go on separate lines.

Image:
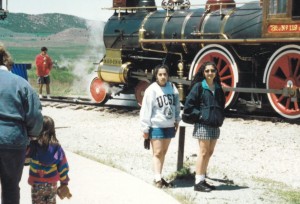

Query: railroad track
left=40, top=96, right=300, bottom=124
left=40, top=95, right=140, bottom=114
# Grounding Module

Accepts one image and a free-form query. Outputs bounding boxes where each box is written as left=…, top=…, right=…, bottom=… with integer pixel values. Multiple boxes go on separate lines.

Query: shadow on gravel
left=171, top=176, right=249, bottom=191
left=172, top=178, right=194, bottom=188
left=207, top=176, right=249, bottom=191
left=214, top=184, right=249, bottom=191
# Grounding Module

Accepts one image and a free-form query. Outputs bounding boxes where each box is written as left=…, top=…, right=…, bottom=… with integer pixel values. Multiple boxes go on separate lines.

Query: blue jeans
left=0, top=149, right=26, bottom=204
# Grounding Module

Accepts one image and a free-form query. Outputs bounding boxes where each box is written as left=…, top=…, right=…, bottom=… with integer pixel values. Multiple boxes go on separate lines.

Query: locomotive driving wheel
left=190, top=44, right=239, bottom=108
left=264, top=45, right=300, bottom=119
left=90, top=77, right=110, bottom=105
left=135, top=80, right=150, bottom=106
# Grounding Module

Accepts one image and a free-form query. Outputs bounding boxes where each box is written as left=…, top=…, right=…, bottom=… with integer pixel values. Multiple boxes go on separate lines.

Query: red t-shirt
left=35, top=54, right=53, bottom=76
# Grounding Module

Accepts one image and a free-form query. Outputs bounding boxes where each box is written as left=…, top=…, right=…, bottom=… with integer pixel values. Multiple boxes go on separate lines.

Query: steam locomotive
left=90, top=0, right=300, bottom=119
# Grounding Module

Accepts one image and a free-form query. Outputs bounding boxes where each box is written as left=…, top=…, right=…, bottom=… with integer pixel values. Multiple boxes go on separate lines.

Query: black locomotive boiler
left=90, top=0, right=300, bottom=119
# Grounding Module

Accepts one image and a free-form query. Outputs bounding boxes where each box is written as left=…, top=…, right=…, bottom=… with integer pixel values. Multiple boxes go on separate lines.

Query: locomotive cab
left=262, top=0, right=300, bottom=38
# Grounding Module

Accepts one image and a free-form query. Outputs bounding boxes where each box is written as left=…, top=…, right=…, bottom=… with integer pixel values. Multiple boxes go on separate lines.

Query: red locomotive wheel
left=90, top=77, right=109, bottom=104
left=265, top=46, right=300, bottom=119
left=190, top=45, right=239, bottom=108
left=135, top=80, right=150, bottom=106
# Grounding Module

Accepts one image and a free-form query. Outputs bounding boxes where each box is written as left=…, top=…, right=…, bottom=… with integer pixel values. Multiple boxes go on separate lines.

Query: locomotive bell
left=138, top=0, right=156, bottom=6
left=205, top=0, right=236, bottom=11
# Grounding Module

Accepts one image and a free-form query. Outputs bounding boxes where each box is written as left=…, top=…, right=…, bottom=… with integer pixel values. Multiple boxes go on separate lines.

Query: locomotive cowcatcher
left=89, top=0, right=300, bottom=119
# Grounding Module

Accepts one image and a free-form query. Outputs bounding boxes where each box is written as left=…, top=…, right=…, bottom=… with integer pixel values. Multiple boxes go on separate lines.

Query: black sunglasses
left=204, top=69, right=216, bottom=73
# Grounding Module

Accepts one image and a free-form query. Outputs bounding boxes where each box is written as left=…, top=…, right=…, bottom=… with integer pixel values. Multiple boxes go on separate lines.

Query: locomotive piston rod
left=131, top=71, right=300, bottom=99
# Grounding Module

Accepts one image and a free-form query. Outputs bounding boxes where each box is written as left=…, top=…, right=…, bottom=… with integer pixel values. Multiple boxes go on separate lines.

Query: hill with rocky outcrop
left=0, top=13, right=88, bottom=34
left=0, top=13, right=105, bottom=47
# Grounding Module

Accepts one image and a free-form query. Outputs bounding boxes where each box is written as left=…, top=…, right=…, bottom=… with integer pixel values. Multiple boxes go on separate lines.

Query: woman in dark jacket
left=184, top=61, right=225, bottom=192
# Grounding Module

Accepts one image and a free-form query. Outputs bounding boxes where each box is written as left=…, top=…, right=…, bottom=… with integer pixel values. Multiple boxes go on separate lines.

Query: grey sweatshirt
left=140, top=82, right=181, bottom=133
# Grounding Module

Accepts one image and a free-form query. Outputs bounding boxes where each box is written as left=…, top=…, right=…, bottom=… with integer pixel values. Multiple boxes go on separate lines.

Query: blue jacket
left=183, top=80, right=225, bottom=126
left=0, top=68, right=43, bottom=149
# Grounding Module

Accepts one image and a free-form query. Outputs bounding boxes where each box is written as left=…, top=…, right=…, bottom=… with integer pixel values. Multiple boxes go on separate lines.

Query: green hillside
left=0, top=13, right=88, bottom=35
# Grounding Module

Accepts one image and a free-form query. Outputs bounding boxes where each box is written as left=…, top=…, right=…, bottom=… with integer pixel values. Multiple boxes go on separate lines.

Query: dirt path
left=42, top=105, right=300, bottom=204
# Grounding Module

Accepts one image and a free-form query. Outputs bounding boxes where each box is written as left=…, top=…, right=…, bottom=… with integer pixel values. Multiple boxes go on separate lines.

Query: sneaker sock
left=154, top=174, right=162, bottom=182
left=195, top=174, right=205, bottom=184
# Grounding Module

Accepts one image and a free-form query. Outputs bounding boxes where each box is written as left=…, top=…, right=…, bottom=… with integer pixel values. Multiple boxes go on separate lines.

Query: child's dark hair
left=151, top=64, right=169, bottom=83
left=41, top=46, right=48, bottom=52
left=38, top=115, right=59, bottom=147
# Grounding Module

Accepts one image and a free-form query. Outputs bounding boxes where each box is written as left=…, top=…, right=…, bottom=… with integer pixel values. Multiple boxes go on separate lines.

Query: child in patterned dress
left=26, top=115, right=72, bottom=203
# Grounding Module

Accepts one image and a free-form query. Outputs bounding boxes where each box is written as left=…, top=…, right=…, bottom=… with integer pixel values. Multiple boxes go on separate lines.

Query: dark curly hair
left=151, top=64, right=170, bottom=83
left=190, top=61, right=221, bottom=89
left=41, top=46, right=48, bottom=52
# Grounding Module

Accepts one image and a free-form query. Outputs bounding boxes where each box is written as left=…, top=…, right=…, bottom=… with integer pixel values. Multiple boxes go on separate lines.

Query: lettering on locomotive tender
left=268, top=24, right=300, bottom=32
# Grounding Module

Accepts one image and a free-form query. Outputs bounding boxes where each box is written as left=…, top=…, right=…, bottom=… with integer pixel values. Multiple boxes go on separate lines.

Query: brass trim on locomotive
left=97, top=49, right=131, bottom=83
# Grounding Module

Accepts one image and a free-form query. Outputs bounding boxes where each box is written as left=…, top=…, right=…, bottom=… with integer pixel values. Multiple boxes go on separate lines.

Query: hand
left=143, top=132, right=149, bottom=139
left=174, top=122, right=179, bottom=134
left=57, top=184, right=72, bottom=200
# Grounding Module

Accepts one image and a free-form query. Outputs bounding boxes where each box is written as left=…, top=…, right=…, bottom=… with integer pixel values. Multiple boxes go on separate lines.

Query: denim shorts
left=149, top=127, right=175, bottom=139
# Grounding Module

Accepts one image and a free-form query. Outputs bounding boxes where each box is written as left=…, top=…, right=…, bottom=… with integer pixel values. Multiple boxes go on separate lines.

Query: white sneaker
left=39, top=94, right=42, bottom=99
left=47, top=95, right=51, bottom=99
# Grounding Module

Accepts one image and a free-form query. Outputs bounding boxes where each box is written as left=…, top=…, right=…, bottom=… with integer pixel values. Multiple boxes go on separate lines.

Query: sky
left=6, top=0, right=250, bottom=21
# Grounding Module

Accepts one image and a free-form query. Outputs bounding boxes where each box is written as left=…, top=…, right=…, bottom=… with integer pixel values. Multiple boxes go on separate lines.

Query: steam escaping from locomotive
left=89, top=0, right=300, bottom=119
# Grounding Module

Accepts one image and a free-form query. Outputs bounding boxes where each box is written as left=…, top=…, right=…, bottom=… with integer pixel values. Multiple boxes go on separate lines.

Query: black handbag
left=182, top=113, right=198, bottom=124
left=144, top=138, right=150, bottom=150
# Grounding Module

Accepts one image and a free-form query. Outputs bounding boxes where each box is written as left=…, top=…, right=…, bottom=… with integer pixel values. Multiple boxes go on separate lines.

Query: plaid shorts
left=193, top=123, right=220, bottom=140
left=31, top=183, right=57, bottom=204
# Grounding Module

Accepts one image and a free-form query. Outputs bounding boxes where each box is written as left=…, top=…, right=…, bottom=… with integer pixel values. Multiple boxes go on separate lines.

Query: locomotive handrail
left=103, top=2, right=250, bottom=11
left=139, top=38, right=300, bottom=44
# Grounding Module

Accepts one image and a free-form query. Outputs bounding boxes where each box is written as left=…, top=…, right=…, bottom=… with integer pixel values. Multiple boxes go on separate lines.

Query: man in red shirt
left=35, top=47, right=53, bottom=99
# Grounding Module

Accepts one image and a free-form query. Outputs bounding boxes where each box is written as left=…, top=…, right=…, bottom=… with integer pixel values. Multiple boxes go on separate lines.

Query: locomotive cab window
left=268, top=0, right=287, bottom=15
left=292, top=0, right=300, bottom=19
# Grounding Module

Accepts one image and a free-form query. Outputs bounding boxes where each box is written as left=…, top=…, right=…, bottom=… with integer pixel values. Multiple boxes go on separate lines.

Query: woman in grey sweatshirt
left=140, top=65, right=181, bottom=188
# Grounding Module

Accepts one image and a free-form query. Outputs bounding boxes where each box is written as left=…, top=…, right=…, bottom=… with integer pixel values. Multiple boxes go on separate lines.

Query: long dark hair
left=151, top=64, right=170, bottom=83
left=190, top=61, right=221, bottom=89
left=38, top=115, right=59, bottom=148
left=28, top=116, right=60, bottom=158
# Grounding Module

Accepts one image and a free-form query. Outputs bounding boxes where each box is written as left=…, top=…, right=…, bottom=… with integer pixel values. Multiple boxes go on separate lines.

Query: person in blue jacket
left=184, top=61, right=225, bottom=192
left=0, top=44, right=43, bottom=204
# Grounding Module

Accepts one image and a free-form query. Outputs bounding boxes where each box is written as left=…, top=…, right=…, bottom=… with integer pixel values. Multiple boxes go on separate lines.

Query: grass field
left=7, top=46, right=92, bottom=63
left=8, top=45, right=102, bottom=97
